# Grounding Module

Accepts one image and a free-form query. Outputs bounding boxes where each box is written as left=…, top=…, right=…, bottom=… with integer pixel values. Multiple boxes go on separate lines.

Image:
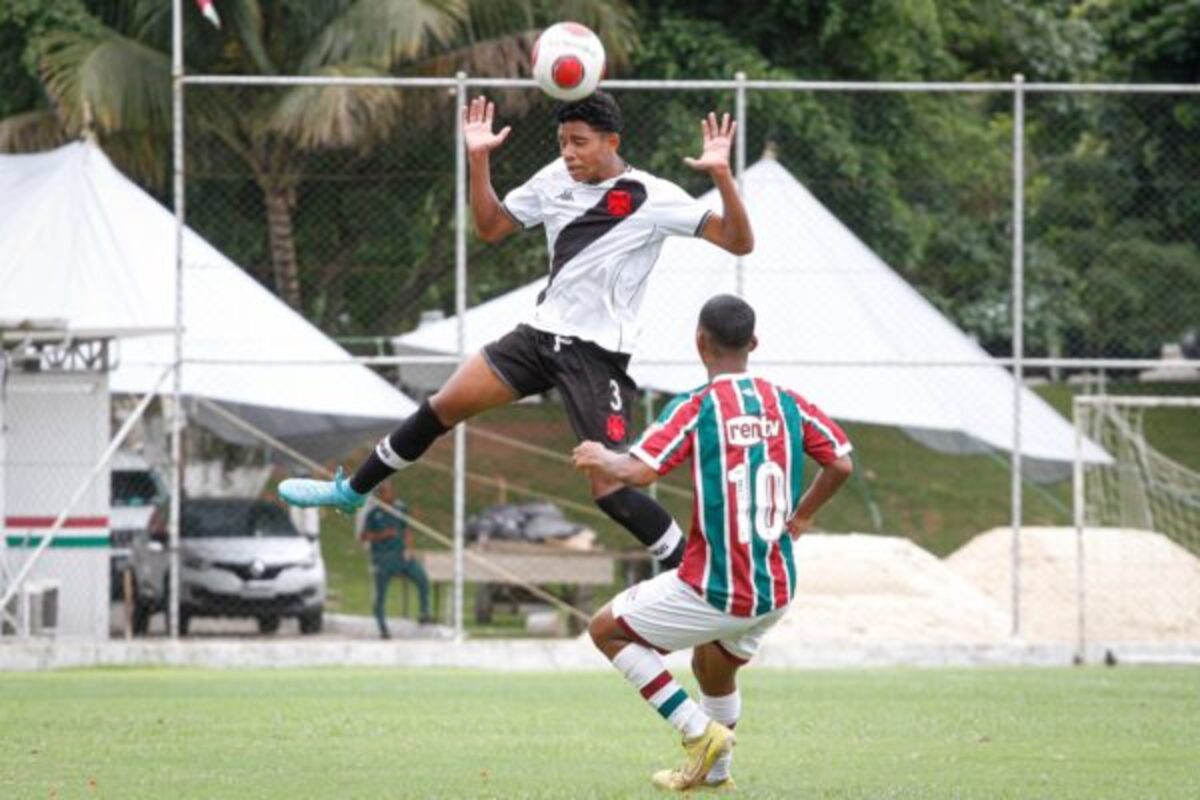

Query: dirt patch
left=764, top=534, right=1010, bottom=645
left=946, top=527, right=1200, bottom=643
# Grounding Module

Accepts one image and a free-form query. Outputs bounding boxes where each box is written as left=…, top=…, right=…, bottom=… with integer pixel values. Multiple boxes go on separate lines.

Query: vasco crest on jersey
left=606, top=189, right=633, bottom=217
left=605, top=413, right=627, bottom=442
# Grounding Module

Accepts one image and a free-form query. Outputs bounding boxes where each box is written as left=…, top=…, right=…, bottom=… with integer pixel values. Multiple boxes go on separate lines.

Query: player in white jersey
left=278, top=91, right=753, bottom=571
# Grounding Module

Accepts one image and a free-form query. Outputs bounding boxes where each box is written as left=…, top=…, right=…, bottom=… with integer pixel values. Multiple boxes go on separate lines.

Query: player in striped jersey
left=574, top=295, right=854, bottom=791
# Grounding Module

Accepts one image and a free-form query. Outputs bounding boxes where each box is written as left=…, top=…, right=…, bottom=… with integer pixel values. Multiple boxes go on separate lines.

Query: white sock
left=647, top=521, right=683, bottom=563
left=612, top=644, right=709, bottom=738
left=701, top=689, right=741, bottom=781
left=374, top=436, right=413, bottom=471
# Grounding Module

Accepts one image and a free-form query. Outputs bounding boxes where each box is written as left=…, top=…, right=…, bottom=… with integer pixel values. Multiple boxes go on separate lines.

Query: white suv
left=130, top=498, right=326, bottom=636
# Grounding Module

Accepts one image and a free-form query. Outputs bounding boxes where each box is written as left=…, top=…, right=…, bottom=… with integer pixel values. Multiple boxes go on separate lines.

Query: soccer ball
left=531, top=22, right=606, bottom=102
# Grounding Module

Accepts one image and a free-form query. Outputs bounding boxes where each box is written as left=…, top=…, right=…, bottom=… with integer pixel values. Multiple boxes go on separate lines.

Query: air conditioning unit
left=1, top=578, right=60, bottom=637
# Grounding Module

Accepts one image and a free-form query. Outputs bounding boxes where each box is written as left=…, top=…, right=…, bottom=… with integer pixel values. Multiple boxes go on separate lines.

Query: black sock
left=349, top=400, right=450, bottom=494
left=596, top=487, right=684, bottom=565
left=658, top=538, right=684, bottom=570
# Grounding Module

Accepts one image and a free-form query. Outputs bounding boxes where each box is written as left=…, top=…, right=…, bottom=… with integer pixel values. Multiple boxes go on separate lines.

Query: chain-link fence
left=3, top=77, right=1197, bottom=653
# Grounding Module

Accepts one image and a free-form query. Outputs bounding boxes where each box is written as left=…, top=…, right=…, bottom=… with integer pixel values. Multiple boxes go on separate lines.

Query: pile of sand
left=946, top=527, right=1200, bottom=643
left=764, top=534, right=1010, bottom=645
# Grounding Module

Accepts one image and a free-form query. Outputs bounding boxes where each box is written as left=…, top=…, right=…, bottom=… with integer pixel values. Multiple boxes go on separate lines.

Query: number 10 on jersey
left=727, top=461, right=788, bottom=543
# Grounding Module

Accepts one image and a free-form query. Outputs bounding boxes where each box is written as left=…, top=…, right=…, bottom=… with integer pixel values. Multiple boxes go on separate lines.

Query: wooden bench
left=412, top=541, right=645, bottom=629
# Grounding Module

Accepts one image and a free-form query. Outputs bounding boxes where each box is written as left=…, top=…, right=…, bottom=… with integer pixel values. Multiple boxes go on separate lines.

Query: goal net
left=1077, top=396, right=1200, bottom=550
left=1072, top=395, right=1200, bottom=648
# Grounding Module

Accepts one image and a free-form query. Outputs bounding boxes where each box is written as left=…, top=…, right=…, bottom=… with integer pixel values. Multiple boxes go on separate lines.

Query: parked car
left=129, top=498, right=325, bottom=636
left=109, top=451, right=168, bottom=601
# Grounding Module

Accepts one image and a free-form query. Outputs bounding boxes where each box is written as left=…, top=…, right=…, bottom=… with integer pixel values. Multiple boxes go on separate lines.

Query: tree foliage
left=0, top=0, right=1196, bottom=357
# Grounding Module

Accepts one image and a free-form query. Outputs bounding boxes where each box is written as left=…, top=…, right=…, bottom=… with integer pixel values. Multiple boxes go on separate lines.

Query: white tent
left=0, top=142, right=414, bottom=459
left=396, top=157, right=1106, bottom=479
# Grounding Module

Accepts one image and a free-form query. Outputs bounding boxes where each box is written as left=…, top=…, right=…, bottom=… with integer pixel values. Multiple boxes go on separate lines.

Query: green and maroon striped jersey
left=630, top=373, right=852, bottom=617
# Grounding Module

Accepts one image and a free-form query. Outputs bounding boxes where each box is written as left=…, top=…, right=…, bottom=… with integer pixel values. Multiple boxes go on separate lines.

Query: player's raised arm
left=465, top=95, right=518, bottom=243
left=573, top=441, right=658, bottom=487
left=684, top=112, right=754, bottom=256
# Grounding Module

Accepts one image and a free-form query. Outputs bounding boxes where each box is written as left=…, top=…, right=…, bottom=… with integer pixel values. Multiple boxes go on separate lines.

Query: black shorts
left=482, top=324, right=637, bottom=446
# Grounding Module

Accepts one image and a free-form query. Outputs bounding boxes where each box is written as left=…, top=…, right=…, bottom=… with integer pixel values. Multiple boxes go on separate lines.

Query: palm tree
left=0, top=0, right=636, bottom=308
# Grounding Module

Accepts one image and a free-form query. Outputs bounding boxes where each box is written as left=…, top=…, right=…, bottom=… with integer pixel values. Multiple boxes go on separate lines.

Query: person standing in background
left=360, top=480, right=433, bottom=638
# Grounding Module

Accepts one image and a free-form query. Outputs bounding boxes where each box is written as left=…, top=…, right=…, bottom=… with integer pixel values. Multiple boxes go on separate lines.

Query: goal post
left=1073, top=395, right=1200, bottom=659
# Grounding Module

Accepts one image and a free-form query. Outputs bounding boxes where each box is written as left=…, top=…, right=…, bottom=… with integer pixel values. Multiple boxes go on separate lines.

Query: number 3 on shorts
left=609, top=379, right=623, bottom=412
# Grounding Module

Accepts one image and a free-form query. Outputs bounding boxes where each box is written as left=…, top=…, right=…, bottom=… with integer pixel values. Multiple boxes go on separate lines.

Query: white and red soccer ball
left=532, top=22, right=607, bottom=102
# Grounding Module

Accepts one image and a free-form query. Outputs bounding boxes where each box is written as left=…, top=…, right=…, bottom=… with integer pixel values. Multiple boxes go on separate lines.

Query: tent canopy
left=0, top=142, right=414, bottom=459
left=397, top=157, right=1106, bottom=479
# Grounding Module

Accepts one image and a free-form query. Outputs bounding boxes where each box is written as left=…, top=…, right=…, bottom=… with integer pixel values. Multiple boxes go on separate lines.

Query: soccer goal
left=1072, top=395, right=1200, bottom=656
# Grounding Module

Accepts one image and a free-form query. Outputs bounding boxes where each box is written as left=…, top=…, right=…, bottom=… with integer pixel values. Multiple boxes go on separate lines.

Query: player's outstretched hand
left=683, top=112, right=735, bottom=175
left=464, top=95, right=511, bottom=156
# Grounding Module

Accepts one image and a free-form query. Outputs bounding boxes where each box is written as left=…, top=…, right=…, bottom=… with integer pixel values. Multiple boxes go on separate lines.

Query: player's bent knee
left=588, top=605, right=618, bottom=648
left=426, top=391, right=468, bottom=427
left=587, top=611, right=608, bottom=647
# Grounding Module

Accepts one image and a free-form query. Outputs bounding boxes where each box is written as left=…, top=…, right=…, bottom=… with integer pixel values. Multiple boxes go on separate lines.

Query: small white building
left=2, top=325, right=113, bottom=638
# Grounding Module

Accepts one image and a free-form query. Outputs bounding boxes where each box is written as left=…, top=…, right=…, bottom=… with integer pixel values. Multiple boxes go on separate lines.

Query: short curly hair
left=555, top=91, right=623, bottom=134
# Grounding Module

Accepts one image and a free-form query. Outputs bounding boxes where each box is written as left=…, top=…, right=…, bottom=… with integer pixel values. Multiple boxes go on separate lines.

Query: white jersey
left=502, top=159, right=712, bottom=354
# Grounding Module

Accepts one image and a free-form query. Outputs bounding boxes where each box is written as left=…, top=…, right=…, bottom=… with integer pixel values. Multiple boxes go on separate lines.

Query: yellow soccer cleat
left=652, top=768, right=737, bottom=792
left=670, top=721, right=736, bottom=790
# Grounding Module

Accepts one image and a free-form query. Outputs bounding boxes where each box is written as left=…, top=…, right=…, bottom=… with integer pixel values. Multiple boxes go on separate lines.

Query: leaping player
left=574, top=295, right=854, bottom=791
left=279, top=91, right=754, bottom=571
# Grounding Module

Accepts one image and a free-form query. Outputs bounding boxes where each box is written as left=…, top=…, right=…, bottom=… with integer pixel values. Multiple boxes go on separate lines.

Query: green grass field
left=3, top=667, right=1198, bottom=799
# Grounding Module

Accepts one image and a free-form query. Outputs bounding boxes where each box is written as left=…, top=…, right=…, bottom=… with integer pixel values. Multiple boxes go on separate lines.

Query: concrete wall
left=2, top=370, right=111, bottom=637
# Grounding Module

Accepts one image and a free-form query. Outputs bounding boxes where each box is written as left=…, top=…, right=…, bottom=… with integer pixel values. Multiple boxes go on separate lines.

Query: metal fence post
left=735, top=71, right=747, bottom=299
left=1010, top=73, right=1026, bottom=639
left=1072, top=396, right=1087, bottom=663
left=452, top=72, right=468, bottom=641
left=169, top=0, right=185, bottom=640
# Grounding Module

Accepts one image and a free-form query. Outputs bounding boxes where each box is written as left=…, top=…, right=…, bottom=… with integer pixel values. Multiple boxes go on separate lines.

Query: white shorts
left=611, top=570, right=788, bottom=664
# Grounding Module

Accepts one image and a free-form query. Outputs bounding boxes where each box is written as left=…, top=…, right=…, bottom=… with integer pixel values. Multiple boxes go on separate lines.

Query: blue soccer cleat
left=277, top=466, right=366, bottom=514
